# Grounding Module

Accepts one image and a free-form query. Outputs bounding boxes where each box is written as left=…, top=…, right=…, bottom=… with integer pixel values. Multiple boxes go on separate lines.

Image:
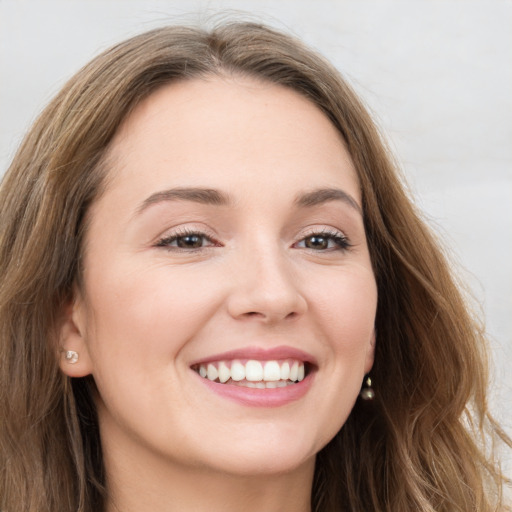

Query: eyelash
left=155, top=228, right=351, bottom=252
left=294, top=229, right=351, bottom=252
left=155, top=228, right=218, bottom=251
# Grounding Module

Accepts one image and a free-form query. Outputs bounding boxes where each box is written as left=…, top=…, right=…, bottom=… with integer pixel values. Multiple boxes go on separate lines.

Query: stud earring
left=359, top=375, right=375, bottom=400
left=64, top=350, right=79, bottom=364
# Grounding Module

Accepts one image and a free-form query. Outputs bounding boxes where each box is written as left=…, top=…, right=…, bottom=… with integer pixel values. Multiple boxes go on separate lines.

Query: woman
left=0, top=21, right=509, bottom=512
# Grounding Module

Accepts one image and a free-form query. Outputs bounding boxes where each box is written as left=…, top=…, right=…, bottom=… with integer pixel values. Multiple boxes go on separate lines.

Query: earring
left=359, top=375, right=375, bottom=400
left=64, top=350, right=79, bottom=364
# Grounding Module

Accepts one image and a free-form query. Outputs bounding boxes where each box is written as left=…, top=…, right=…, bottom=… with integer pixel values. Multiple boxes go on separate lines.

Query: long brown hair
left=0, top=22, right=510, bottom=512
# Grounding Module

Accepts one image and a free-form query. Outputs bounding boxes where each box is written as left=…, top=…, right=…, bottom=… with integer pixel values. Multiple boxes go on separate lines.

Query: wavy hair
left=0, top=21, right=510, bottom=512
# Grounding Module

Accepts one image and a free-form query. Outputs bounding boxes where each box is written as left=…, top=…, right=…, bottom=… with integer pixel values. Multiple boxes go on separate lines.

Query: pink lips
left=198, top=375, right=313, bottom=407
left=190, top=345, right=316, bottom=407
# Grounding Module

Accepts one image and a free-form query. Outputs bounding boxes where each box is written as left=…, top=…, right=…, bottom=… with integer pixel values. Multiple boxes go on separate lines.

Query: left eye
left=156, top=232, right=214, bottom=249
left=296, top=232, right=350, bottom=251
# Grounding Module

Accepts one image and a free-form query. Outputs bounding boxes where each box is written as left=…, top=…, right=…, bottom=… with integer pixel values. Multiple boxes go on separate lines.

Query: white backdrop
left=1, top=0, right=511, bottom=440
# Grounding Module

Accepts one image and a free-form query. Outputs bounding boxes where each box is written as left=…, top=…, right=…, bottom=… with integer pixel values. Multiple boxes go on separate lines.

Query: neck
left=104, top=443, right=315, bottom=512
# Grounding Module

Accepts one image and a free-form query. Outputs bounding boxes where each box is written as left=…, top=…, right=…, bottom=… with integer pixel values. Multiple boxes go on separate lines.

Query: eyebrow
left=294, top=188, right=362, bottom=215
left=136, top=187, right=232, bottom=215
left=135, top=186, right=362, bottom=216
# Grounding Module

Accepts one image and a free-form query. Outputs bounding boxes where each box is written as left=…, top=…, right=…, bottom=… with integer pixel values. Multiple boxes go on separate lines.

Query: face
left=60, top=77, right=377, bottom=478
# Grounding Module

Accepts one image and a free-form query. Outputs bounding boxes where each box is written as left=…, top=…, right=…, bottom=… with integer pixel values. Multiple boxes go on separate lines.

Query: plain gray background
left=1, top=1, right=511, bottom=448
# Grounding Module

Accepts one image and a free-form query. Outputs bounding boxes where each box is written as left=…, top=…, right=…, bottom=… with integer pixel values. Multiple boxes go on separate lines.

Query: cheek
left=82, top=262, right=224, bottom=362
left=79, top=263, right=226, bottom=432
left=310, top=267, right=377, bottom=353
left=306, top=269, right=376, bottom=436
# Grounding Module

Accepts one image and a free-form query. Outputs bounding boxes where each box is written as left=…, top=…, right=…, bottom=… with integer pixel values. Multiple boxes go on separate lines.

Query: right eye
left=155, top=230, right=217, bottom=251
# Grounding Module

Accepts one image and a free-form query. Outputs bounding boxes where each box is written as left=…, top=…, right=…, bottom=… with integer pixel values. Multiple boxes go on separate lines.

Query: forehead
left=104, top=76, right=360, bottom=203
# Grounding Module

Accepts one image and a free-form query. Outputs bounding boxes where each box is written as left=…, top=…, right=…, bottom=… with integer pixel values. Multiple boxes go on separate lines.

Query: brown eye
left=304, top=235, right=329, bottom=250
left=295, top=231, right=350, bottom=251
left=176, top=234, right=204, bottom=248
left=156, top=231, right=216, bottom=250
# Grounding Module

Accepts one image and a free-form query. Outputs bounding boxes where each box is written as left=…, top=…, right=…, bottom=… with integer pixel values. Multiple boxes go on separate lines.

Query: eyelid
left=293, top=226, right=351, bottom=251
left=154, top=225, right=221, bottom=250
left=298, top=225, right=349, bottom=241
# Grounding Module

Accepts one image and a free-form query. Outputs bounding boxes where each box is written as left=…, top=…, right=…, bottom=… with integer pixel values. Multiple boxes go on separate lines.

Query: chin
left=193, top=424, right=324, bottom=477
left=212, top=449, right=316, bottom=478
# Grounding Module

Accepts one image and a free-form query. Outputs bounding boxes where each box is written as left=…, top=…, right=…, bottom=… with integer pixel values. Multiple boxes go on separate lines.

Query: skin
left=59, top=76, right=377, bottom=512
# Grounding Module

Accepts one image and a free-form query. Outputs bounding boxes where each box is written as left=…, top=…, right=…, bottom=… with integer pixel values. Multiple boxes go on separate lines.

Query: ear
left=364, top=329, right=376, bottom=374
left=58, top=290, right=94, bottom=377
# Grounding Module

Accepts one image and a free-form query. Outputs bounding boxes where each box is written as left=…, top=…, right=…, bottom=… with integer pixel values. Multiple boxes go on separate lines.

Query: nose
left=226, top=243, right=308, bottom=324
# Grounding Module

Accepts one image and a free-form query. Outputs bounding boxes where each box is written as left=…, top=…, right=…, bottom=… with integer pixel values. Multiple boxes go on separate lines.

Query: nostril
left=241, top=310, right=300, bottom=322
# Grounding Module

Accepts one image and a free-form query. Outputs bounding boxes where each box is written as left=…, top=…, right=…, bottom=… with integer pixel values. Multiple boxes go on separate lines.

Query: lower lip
left=195, top=373, right=314, bottom=407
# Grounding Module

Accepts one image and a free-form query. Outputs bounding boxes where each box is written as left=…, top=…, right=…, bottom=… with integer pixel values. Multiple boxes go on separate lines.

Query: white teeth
left=231, top=361, right=245, bottom=381
left=280, top=362, right=290, bottom=380
left=297, top=362, right=305, bottom=382
left=245, top=360, right=263, bottom=381
left=218, top=361, right=230, bottom=383
left=207, top=363, right=218, bottom=381
left=196, top=358, right=308, bottom=386
left=263, top=361, right=281, bottom=381
left=289, top=361, right=299, bottom=382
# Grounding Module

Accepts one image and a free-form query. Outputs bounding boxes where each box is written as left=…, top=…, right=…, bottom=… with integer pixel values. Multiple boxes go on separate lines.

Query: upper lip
left=189, top=345, right=317, bottom=367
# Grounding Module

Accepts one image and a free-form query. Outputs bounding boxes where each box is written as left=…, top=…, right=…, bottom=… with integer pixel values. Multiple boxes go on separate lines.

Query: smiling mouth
left=192, top=359, right=309, bottom=388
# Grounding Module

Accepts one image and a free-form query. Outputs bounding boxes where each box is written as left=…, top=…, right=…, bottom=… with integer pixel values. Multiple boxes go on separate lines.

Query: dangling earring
left=359, top=375, right=375, bottom=400
left=64, top=350, right=79, bottom=364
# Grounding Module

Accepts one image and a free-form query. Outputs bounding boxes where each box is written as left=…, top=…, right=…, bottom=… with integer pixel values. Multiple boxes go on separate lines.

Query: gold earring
left=359, top=375, right=375, bottom=400
left=64, top=350, right=79, bottom=364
